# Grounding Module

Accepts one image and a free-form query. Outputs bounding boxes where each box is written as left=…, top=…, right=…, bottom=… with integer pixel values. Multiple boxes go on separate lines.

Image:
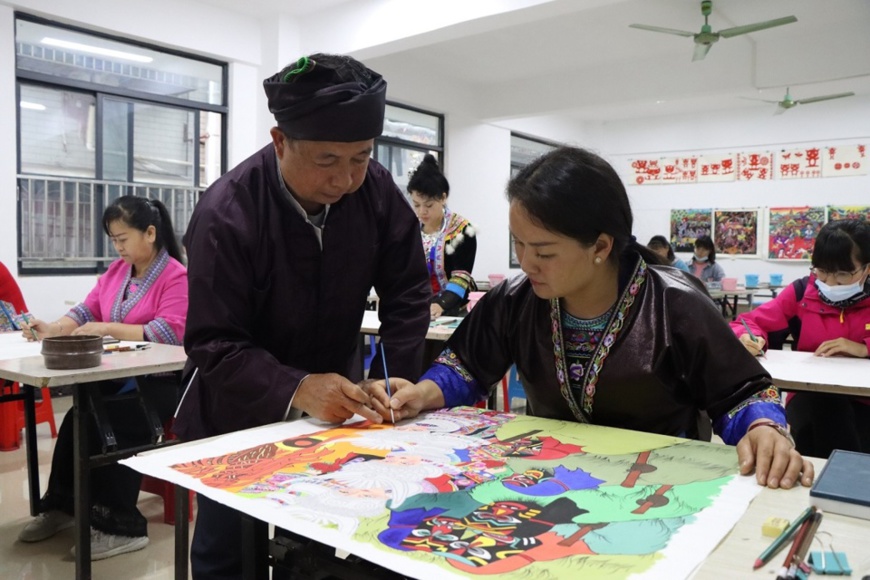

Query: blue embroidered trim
left=143, top=317, right=180, bottom=345
left=716, top=400, right=786, bottom=445
left=67, top=304, right=96, bottom=326
left=421, top=363, right=484, bottom=408
left=445, top=282, right=466, bottom=298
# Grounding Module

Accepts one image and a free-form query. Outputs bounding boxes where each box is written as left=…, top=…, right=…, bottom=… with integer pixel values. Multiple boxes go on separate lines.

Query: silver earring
left=594, top=257, right=602, bottom=264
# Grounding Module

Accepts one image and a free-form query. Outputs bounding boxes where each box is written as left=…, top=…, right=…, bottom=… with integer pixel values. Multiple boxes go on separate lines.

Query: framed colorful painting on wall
left=827, top=205, right=870, bottom=223
left=767, top=206, right=827, bottom=261
left=713, top=209, right=759, bottom=256
left=670, top=209, right=712, bottom=253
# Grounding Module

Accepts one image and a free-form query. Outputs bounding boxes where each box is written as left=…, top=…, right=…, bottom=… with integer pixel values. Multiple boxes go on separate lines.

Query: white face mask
left=815, top=278, right=864, bottom=303
left=693, top=254, right=708, bottom=262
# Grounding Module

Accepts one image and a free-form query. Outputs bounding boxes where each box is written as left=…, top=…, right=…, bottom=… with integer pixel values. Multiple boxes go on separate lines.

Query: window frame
left=14, top=12, right=228, bottom=275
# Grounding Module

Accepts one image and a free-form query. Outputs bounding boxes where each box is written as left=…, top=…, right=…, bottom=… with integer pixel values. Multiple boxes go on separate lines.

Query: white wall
left=599, top=97, right=870, bottom=288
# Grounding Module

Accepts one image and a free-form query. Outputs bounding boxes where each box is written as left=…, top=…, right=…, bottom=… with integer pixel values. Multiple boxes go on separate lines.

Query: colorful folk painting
left=767, top=206, right=827, bottom=260
left=125, top=407, right=759, bottom=579
left=670, top=209, right=713, bottom=252
left=827, top=206, right=870, bottom=223
left=714, top=210, right=759, bottom=256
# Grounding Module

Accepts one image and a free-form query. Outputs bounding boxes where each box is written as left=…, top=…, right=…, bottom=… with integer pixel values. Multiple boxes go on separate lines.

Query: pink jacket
left=67, top=249, right=187, bottom=345
left=731, top=276, right=870, bottom=355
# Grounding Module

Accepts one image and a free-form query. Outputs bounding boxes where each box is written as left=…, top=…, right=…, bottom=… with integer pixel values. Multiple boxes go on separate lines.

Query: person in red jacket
left=0, top=261, right=28, bottom=330
left=732, top=219, right=870, bottom=458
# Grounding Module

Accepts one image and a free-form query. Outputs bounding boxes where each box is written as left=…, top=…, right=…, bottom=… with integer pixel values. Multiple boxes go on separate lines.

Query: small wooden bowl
left=41, top=335, right=103, bottom=370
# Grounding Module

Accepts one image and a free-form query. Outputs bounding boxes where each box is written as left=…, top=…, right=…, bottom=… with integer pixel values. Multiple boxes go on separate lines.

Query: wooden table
left=694, top=456, right=869, bottom=579
left=759, top=349, right=870, bottom=396
left=0, top=338, right=187, bottom=580
left=123, top=414, right=870, bottom=579
left=360, top=310, right=458, bottom=342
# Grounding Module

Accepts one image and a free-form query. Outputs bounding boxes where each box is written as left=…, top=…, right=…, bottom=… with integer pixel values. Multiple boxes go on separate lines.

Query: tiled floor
left=0, top=395, right=193, bottom=579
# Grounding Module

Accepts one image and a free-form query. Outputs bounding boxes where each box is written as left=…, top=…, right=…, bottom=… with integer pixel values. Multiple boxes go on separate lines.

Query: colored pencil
left=379, top=343, right=396, bottom=424
left=753, top=506, right=816, bottom=569
left=774, top=514, right=814, bottom=579
left=741, top=319, right=765, bottom=358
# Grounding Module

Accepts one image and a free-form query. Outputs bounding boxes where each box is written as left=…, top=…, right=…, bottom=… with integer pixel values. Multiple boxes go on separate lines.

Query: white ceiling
left=201, top=0, right=870, bottom=124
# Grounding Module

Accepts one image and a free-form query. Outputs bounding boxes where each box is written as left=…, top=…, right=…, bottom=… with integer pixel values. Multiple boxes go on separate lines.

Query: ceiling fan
left=745, top=87, right=856, bottom=115
left=629, top=0, right=797, bottom=61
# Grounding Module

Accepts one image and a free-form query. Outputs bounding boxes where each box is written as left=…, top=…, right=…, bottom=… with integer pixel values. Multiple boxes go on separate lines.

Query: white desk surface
left=694, top=456, right=869, bottom=578
left=760, top=349, right=870, bottom=396
left=0, top=338, right=186, bottom=388
left=360, top=309, right=457, bottom=341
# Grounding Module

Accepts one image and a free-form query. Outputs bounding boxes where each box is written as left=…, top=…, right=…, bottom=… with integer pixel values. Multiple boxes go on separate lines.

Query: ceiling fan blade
left=774, top=104, right=788, bottom=115
left=738, top=96, right=782, bottom=104
left=794, top=92, right=855, bottom=105
left=692, top=43, right=713, bottom=61
left=718, top=15, right=797, bottom=38
left=629, top=23, right=695, bottom=37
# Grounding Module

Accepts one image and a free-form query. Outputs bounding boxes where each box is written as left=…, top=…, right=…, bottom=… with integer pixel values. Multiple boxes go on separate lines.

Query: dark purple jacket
left=175, top=145, right=430, bottom=440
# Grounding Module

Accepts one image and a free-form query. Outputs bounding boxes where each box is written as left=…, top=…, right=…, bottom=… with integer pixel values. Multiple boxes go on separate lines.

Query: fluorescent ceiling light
left=41, top=37, right=153, bottom=63
left=20, top=101, right=46, bottom=111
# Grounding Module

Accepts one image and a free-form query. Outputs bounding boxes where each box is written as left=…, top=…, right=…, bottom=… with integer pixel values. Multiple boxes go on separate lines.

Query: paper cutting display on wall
left=670, top=209, right=712, bottom=252
left=142, top=407, right=759, bottom=580
left=823, top=145, right=867, bottom=178
left=713, top=210, right=758, bottom=256
left=624, top=144, right=864, bottom=185
left=767, top=206, right=826, bottom=260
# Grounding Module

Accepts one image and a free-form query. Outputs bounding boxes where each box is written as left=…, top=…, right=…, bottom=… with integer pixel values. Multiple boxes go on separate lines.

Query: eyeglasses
left=809, top=265, right=868, bottom=285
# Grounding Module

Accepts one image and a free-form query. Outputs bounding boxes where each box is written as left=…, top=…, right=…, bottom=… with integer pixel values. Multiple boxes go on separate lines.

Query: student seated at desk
left=690, top=235, right=726, bottom=282
left=732, top=219, right=870, bottom=459
left=18, top=195, right=187, bottom=561
left=372, top=146, right=814, bottom=490
left=647, top=235, right=690, bottom=272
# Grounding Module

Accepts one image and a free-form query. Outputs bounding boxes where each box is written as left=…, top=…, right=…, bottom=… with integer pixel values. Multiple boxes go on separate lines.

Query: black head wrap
left=263, top=54, right=387, bottom=142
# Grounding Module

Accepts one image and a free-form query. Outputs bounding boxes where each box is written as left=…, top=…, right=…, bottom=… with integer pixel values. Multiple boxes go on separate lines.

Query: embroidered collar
left=110, top=249, right=169, bottom=323
left=550, top=255, right=648, bottom=422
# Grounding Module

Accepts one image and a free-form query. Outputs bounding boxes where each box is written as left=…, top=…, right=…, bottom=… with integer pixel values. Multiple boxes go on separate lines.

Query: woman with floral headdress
left=408, top=154, right=477, bottom=319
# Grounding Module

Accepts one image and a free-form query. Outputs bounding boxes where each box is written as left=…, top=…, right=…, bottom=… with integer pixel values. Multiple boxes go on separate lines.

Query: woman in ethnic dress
left=375, top=147, right=813, bottom=490
left=408, top=154, right=477, bottom=319
left=18, top=195, right=187, bottom=560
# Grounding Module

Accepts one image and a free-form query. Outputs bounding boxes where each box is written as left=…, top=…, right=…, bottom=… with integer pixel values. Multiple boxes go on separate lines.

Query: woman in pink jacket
left=18, top=196, right=187, bottom=560
left=732, top=219, right=870, bottom=459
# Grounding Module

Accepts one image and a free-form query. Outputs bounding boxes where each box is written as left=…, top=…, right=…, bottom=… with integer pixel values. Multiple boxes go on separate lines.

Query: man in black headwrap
left=175, top=53, right=431, bottom=578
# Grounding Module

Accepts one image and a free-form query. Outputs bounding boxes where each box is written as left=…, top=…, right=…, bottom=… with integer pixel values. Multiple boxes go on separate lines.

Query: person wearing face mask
left=731, top=219, right=870, bottom=458
left=689, top=235, right=726, bottom=282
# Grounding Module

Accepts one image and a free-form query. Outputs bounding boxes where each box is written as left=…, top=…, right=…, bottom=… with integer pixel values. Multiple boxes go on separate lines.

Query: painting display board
left=670, top=208, right=712, bottom=252
left=828, top=205, right=870, bottom=223
left=123, top=407, right=760, bottom=579
left=767, top=206, right=827, bottom=261
left=713, top=210, right=759, bottom=256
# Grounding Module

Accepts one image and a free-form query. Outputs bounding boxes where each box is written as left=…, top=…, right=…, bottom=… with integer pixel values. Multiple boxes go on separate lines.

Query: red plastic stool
left=140, top=417, right=194, bottom=524
left=1, top=381, right=21, bottom=451
left=140, top=474, right=194, bottom=525
left=16, top=386, right=58, bottom=439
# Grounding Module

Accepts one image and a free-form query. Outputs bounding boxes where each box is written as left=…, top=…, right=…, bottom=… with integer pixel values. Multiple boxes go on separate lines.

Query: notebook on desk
left=809, top=449, right=870, bottom=520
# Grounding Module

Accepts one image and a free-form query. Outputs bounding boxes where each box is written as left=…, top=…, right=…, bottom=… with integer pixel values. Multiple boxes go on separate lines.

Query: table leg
left=23, top=384, right=40, bottom=516
left=241, top=514, right=269, bottom=580
left=174, top=485, right=189, bottom=580
left=730, top=295, right=738, bottom=321
left=73, top=384, right=92, bottom=578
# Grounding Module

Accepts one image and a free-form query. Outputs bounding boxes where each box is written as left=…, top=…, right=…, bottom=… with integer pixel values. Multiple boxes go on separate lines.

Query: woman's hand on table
left=738, top=333, right=766, bottom=356
left=71, top=322, right=110, bottom=337
left=430, top=303, right=444, bottom=320
left=737, top=421, right=814, bottom=489
left=814, top=337, right=869, bottom=358
left=368, top=378, right=445, bottom=423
